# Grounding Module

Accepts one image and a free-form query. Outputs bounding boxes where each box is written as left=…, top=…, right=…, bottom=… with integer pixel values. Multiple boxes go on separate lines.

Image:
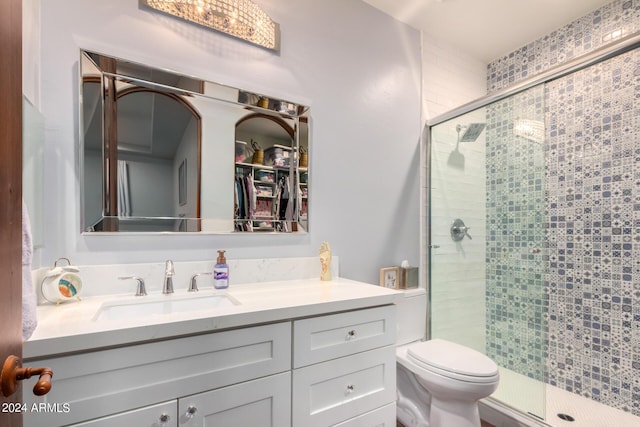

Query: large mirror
left=80, top=50, right=310, bottom=233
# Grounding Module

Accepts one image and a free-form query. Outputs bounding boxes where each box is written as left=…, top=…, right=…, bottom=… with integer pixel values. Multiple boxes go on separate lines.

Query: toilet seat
left=407, top=339, right=499, bottom=384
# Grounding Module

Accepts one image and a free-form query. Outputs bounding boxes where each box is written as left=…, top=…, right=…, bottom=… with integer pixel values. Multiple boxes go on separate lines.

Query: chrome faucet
left=163, top=260, right=174, bottom=294
left=118, top=276, right=147, bottom=296
left=188, top=272, right=213, bottom=292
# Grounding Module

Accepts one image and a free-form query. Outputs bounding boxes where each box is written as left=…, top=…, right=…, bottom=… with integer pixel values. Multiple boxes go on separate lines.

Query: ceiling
left=361, top=0, right=613, bottom=62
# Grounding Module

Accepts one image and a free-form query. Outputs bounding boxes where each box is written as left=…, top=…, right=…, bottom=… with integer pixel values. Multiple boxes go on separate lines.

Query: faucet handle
left=189, top=273, right=213, bottom=292
left=118, top=276, right=147, bottom=296
left=163, top=260, right=175, bottom=294
left=165, top=260, right=174, bottom=276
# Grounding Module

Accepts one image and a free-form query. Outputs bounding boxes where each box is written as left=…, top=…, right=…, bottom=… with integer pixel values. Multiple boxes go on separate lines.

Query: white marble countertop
left=25, top=278, right=402, bottom=360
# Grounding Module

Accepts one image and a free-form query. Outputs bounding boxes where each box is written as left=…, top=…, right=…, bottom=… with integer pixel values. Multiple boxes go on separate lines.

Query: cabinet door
left=292, top=347, right=396, bottom=426
left=24, top=322, right=291, bottom=427
left=178, top=372, right=290, bottom=427
left=70, top=400, right=177, bottom=427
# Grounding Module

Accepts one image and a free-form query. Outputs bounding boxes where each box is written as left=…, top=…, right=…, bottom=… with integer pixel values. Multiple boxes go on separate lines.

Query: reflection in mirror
left=80, top=50, right=310, bottom=233
left=234, top=114, right=294, bottom=232
left=83, top=81, right=201, bottom=232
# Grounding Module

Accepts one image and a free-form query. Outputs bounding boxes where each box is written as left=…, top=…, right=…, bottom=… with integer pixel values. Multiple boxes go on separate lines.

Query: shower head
left=457, top=123, right=486, bottom=142
left=449, top=122, right=486, bottom=170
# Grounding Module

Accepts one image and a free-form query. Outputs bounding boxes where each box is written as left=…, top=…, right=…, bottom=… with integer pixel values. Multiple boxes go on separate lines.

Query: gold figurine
left=319, top=242, right=332, bottom=281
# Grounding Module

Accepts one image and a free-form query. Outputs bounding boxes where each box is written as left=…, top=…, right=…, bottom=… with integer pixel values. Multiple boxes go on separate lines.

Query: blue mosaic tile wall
left=485, top=86, right=547, bottom=382
left=487, top=0, right=640, bottom=92
left=544, top=47, right=640, bottom=415
left=485, top=0, right=640, bottom=416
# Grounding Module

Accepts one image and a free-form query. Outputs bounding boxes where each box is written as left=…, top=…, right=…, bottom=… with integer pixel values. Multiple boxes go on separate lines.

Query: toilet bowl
left=397, top=340, right=499, bottom=427
left=395, top=290, right=500, bottom=427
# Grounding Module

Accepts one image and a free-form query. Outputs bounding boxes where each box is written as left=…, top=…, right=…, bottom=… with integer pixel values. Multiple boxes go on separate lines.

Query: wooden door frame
left=0, top=0, right=24, bottom=425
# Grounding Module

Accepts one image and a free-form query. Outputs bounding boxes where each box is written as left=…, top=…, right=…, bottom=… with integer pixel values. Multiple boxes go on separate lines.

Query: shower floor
left=489, top=367, right=640, bottom=427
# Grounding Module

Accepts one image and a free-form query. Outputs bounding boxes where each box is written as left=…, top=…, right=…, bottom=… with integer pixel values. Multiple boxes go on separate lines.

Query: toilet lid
left=407, top=339, right=498, bottom=378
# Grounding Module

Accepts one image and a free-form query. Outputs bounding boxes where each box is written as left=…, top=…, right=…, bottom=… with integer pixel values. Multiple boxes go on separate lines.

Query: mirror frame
left=79, top=49, right=310, bottom=234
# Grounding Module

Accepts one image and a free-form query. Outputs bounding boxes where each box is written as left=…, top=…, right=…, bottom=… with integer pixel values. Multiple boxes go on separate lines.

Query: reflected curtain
left=117, top=160, right=131, bottom=216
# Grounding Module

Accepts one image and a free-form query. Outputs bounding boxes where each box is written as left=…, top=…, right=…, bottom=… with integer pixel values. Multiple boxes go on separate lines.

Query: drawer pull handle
left=346, top=330, right=356, bottom=340
left=346, top=384, right=355, bottom=394
left=159, top=413, right=170, bottom=423
left=185, top=405, right=198, bottom=418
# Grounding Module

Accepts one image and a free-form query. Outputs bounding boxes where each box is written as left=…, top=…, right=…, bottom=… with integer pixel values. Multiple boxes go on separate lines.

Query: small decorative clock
left=379, top=267, right=400, bottom=289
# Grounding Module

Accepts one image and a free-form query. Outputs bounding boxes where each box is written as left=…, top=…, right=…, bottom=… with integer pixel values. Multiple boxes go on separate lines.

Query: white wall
left=35, top=0, right=422, bottom=285
left=188, top=96, right=238, bottom=230
left=123, top=156, right=173, bottom=217
left=420, top=33, right=488, bottom=349
left=174, top=116, right=198, bottom=220
left=421, top=33, right=487, bottom=120
left=23, top=0, right=40, bottom=106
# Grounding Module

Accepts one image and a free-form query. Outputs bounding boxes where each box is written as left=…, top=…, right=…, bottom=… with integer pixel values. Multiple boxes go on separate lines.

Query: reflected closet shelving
left=235, top=162, right=291, bottom=232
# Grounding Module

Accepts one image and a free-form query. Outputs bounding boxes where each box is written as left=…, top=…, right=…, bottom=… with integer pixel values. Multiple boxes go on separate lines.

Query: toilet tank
left=395, top=288, right=427, bottom=346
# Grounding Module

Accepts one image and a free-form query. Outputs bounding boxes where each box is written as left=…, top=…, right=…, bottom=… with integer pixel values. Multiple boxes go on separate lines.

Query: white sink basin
left=93, top=293, right=240, bottom=322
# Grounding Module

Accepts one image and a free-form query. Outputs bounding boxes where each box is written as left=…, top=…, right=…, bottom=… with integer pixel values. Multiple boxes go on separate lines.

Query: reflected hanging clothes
left=234, top=176, right=244, bottom=231
left=276, top=175, right=291, bottom=232
left=243, top=174, right=256, bottom=232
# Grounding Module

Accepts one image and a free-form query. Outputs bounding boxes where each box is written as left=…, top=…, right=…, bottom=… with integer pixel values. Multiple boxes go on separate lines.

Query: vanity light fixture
left=140, top=0, right=280, bottom=52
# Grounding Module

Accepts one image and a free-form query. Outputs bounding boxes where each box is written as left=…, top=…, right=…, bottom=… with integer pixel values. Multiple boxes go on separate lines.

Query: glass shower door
left=428, top=84, right=547, bottom=420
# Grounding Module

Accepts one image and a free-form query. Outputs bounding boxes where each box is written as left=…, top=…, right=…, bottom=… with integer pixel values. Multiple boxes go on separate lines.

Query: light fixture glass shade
left=141, top=0, right=280, bottom=51
left=514, top=118, right=544, bottom=144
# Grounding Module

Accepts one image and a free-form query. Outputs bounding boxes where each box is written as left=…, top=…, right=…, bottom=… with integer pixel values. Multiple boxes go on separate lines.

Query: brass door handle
left=1, top=355, right=53, bottom=397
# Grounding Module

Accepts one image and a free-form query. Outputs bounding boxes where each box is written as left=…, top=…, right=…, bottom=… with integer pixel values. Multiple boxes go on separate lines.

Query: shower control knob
left=450, top=218, right=472, bottom=242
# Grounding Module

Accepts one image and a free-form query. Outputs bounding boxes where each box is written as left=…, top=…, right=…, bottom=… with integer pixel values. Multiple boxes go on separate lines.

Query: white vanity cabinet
left=292, top=305, right=397, bottom=426
left=24, top=322, right=292, bottom=427
left=25, top=297, right=398, bottom=427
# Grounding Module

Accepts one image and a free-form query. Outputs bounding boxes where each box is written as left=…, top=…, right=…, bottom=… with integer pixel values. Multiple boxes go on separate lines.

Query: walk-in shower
left=425, top=32, right=640, bottom=427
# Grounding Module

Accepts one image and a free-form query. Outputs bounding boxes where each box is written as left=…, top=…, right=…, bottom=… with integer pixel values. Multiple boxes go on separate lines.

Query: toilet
left=396, top=289, right=500, bottom=427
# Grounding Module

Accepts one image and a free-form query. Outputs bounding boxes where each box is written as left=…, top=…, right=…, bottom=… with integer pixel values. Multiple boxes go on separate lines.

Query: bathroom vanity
left=23, top=278, right=400, bottom=427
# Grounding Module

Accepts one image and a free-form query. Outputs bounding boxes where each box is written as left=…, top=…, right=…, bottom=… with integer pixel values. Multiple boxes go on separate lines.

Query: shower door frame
left=422, top=30, right=640, bottom=340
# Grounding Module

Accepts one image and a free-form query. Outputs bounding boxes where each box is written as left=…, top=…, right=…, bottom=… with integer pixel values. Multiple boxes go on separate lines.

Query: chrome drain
left=557, top=413, right=575, bottom=422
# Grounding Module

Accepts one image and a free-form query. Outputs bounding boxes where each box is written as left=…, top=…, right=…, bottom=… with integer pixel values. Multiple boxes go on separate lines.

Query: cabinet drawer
left=178, top=372, right=291, bottom=427
left=332, top=403, right=396, bottom=427
left=293, top=305, right=395, bottom=368
left=70, top=400, right=177, bottom=427
left=292, top=346, right=396, bottom=427
left=24, top=322, right=291, bottom=427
